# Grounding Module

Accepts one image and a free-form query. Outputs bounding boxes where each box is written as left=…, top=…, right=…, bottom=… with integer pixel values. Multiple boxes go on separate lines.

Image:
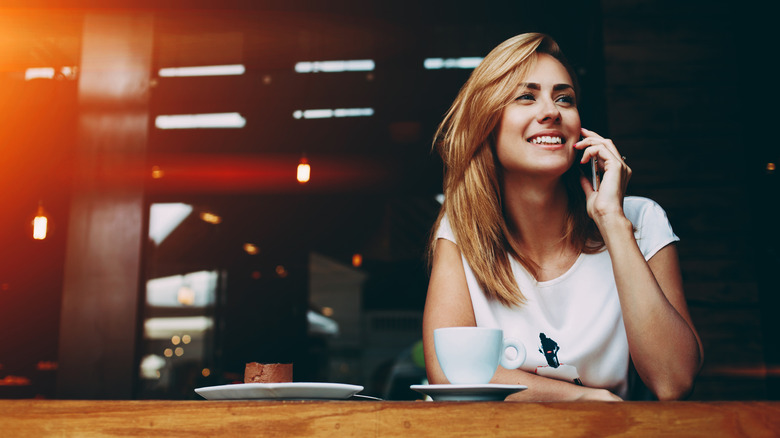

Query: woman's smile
left=527, top=131, right=567, bottom=150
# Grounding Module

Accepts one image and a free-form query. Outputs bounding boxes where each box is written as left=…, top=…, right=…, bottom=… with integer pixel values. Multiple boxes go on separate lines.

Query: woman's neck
left=502, top=175, right=572, bottom=263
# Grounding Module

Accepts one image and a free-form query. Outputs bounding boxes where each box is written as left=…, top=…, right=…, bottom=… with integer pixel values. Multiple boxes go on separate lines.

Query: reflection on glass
left=294, top=59, right=375, bottom=73
left=158, top=64, right=245, bottom=77
left=146, top=271, right=217, bottom=308
left=148, top=203, right=192, bottom=245
left=139, top=269, right=219, bottom=398
left=155, top=112, right=247, bottom=129
left=24, top=66, right=78, bottom=80
left=292, top=108, right=374, bottom=119
left=423, top=57, right=482, bottom=70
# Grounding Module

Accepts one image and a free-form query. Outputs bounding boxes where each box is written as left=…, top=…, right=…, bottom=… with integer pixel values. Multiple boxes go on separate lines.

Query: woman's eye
left=556, top=95, right=575, bottom=105
left=515, top=93, right=535, bottom=102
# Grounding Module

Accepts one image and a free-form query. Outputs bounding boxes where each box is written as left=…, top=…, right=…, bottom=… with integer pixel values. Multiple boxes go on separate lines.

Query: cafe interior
left=0, top=0, right=777, bottom=404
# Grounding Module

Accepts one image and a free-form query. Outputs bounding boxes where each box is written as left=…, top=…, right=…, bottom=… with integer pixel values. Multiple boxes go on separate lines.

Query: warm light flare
left=145, top=154, right=391, bottom=193
left=0, top=375, right=32, bottom=386
left=36, top=361, right=58, bottom=371
left=352, top=253, right=363, bottom=267
left=151, top=165, right=165, bottom=179
left=297, top=158, right=311, bottom=183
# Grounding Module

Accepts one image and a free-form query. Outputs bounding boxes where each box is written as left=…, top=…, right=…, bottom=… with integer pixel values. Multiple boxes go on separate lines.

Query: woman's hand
left=575, top=127, right=632, bottom=224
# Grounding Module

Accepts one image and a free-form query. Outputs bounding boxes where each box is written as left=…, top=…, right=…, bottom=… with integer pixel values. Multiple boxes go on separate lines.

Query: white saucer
left=410, top=384, right=527, bottom=401
left=195, top=382, right=364, bottom=400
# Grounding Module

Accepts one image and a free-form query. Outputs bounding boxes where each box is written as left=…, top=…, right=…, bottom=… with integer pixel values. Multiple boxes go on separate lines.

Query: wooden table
left=1, top=400, right=778, bottom=437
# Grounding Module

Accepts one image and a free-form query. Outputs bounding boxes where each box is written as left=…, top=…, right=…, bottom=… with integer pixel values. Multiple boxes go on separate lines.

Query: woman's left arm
left=577, top=128, right=704, bottom=401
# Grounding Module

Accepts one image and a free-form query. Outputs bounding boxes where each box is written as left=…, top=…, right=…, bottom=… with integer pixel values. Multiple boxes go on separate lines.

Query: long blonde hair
left=429, top=33, right=604, bottom=307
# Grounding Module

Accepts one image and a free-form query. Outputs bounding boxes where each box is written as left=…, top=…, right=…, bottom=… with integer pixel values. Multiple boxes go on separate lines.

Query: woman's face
left=495, top=53, right=581, bottom=181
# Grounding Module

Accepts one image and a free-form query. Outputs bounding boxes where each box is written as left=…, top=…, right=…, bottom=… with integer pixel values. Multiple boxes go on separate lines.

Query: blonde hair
left=429, top=33, right=603, bottom=307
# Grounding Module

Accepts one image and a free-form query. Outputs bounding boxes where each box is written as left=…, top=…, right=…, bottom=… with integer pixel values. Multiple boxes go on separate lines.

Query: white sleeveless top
left=435, top=196, right=679, bottom=399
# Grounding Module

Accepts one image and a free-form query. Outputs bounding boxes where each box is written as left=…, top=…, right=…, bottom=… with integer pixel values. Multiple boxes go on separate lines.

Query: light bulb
left=32, top=203, right=48, bottom=240
left=297, top=157, right=311, bottom=183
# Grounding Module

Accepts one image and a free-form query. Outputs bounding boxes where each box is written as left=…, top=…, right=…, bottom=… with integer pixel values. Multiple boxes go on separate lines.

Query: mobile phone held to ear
left=591, top=157, right=600, bottom=191
left=577, top=146, right=600, bottom=191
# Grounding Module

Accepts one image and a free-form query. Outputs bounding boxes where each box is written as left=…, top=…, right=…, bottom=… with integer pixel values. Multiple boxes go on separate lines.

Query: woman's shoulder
left=623, top=196, right=669, bottom=225
left=622, top=196, right=679, bottom=259
left=435, top=213, right=457, bottom=244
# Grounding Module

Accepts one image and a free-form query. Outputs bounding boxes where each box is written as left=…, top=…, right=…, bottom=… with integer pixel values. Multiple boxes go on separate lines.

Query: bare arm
left=577, top=128, right=704, bottom=400
left=601, top=221, right=703, bottom=400
left=423, top=238, right=622, bottom=401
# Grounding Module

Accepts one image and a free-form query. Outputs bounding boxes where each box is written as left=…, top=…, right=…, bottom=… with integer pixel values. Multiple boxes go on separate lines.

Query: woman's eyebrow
left=517, top=82, right=574, bottom=91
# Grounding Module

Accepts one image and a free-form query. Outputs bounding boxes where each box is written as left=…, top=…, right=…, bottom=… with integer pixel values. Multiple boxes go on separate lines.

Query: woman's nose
left=536, top=99, right=561, bottom=123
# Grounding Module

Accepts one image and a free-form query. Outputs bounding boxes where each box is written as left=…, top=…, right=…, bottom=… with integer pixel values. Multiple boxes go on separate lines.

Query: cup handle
left=500, top=337, right=526, bottom=369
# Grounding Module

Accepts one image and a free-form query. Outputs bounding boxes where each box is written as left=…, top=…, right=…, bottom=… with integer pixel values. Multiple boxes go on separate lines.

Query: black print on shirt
left=539, top=333, right=560, bottom=368
left=537, top=333, right=583, bottom=386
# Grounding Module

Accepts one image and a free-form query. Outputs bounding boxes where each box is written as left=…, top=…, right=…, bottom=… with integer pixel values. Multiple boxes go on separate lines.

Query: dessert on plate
left=244, top=362, right=293, bottom=384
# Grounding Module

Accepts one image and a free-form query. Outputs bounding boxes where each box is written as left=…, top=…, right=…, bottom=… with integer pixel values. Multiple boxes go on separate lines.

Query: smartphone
left=577, top=142, right=601, bottom=191
left=590, top=158, right=600, bottom=191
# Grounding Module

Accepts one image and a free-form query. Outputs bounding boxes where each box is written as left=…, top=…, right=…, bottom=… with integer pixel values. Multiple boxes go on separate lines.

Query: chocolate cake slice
left=244, top=363, right=293, bottom=383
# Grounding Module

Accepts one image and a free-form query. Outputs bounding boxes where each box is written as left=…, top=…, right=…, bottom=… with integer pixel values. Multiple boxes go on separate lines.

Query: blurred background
left=0, top=0, right=776, bottom=401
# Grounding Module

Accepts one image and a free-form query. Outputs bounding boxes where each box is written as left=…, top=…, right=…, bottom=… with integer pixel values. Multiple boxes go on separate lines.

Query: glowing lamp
left=243, top=243, right=259, bottom=255
left=352, top=253, right=363, bottom=267
left=32, top=203, right=48, bottom=240
left=199, top=212, right=222, bottom=224
left=297, top=157, right=311, bottom=183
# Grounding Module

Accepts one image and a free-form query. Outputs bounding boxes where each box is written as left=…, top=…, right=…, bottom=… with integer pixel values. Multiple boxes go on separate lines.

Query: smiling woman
left=423, top=33, right=704, bottom=402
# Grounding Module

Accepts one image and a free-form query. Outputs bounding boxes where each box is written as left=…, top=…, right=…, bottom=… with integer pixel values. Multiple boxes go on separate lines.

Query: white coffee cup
left=434, top=327, right=526, bottom=385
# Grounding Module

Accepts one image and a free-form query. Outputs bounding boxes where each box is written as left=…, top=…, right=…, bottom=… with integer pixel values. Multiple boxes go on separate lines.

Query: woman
left=422, top=33, right=703, bottom=401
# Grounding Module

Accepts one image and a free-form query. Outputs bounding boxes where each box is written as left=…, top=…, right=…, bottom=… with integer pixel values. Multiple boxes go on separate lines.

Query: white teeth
left=530, top=136, right=562, bottom=145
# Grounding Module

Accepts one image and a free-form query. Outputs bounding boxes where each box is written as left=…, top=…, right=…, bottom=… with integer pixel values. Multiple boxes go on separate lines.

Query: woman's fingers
left=575, top=128, right=632, bottom=194
left=576, top=129, right=629, bottom=169
left=576, top=131, right=623, bottom=164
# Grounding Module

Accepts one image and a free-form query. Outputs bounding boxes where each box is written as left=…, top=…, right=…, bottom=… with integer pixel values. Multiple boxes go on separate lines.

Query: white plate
left=410, top=384, right=527, bottom=401
left=195, top=382, right=364, bottom=400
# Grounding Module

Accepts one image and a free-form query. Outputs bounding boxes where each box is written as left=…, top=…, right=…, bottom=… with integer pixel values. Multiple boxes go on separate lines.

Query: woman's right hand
left=575, top=127, right=632, bottom=226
